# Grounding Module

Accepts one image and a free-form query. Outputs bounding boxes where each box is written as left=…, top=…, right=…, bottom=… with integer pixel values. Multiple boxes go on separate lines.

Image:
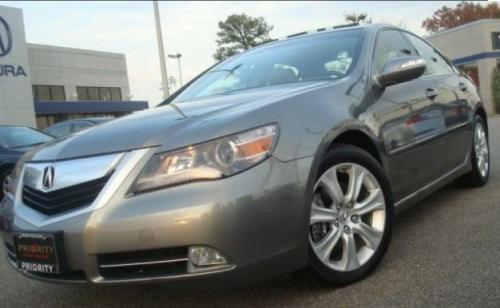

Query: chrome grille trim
left=99, top=257, right=189, bottom=269
left=14, top=148, right=152, bottom=227
left=97, top=246, right=189, bottom=280
left=23, top=153, right=123, bottom=192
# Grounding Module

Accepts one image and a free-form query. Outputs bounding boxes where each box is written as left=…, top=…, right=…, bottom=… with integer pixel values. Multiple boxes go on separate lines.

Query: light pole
left=153, top=1, right=170, bottom=98
left=168, top=53, right=183, bottom=87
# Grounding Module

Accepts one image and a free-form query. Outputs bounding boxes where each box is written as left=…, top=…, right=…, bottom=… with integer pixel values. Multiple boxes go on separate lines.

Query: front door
left=403, top=32, right=473, bottom=171
left=370, top=29, right=448, bottom=201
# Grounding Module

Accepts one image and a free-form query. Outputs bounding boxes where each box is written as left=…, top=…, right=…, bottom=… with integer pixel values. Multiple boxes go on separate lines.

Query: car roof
left=253, top=23, right=395, bottom=50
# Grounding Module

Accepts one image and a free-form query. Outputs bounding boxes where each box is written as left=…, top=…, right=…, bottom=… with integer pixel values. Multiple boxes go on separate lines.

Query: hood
left=29, top=81, right=327, bottom=162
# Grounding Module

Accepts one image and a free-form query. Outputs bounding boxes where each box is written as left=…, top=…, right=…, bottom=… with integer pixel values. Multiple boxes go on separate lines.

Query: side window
left=372, top=30, right=415, bottom=75
left=47, top=124, right=71, bottom=138
left=71, top=122, right=92, bottom=133
left=403, top=33, right=454, bottom=76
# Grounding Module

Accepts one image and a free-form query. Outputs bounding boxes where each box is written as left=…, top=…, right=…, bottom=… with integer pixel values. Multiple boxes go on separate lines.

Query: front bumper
left=0, top=153, right=313, bottom=286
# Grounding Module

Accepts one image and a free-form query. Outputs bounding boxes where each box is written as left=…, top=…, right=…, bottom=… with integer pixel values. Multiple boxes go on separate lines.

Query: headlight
left=133, top=124, right=279, bottom=193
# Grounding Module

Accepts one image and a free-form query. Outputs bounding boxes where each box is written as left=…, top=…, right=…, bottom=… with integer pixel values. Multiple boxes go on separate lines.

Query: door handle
left=459, top=82, right=468, bottom=92
left=425, top=88, right=439, bottom=100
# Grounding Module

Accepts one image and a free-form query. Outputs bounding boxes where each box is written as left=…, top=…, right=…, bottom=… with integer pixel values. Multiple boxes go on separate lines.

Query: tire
left=308, top=144, right=394, bottom=287
left=0, top=168, right=13, bottom=200
left=455, top=115, right=490, bottom=187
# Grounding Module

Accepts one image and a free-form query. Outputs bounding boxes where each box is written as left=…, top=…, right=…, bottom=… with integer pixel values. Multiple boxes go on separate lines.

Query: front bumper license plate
left=13, top=232, right=60, bottom=275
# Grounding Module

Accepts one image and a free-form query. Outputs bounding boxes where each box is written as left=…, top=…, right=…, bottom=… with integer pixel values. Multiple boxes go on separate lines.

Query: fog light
left=189, top=246, right=228, bottom=266
left=188, top=246, right=232, bottom=273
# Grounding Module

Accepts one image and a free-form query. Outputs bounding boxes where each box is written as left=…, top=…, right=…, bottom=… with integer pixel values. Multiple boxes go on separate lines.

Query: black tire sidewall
left=308, top=144, right=394, bottom=286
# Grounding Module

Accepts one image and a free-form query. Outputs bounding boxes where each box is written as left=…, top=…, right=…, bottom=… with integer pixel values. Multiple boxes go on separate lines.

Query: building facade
left=28, top=43, right=146, bottom=129
left=0, top=6, right=36, bottom=126
left=0, top=5, right=147, bottom=129
left=427, top=19, right=500, bottom=114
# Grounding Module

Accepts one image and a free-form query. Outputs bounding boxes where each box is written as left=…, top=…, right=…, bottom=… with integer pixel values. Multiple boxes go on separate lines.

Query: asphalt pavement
left=1, top=118, right=500, bottom=308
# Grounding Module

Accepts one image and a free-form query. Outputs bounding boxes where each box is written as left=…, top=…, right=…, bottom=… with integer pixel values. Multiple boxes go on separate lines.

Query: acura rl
left=0, top=23, right=489, bottom=287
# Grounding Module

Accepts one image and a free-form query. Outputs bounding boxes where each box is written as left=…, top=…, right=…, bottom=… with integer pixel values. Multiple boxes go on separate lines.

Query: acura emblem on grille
left=42, top=166, right=55, bottom=189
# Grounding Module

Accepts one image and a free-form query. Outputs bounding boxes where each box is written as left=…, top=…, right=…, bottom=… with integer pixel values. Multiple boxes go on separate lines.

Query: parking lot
left=1, top=117, right=499, bottom=308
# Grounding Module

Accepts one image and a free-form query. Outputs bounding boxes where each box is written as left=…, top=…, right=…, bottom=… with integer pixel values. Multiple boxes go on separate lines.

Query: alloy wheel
left=309, top=163, right=386, bottom=272
left=474, top=122, right=489, bottom=178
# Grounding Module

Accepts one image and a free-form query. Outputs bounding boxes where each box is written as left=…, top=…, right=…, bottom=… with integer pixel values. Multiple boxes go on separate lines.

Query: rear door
left=371, top=29, right=447, bottom=201
left=403, top=33, right=473, bottom=170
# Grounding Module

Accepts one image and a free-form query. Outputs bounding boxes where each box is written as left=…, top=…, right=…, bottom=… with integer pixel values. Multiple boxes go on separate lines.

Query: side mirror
left=375, top=56, right=426, bottom=88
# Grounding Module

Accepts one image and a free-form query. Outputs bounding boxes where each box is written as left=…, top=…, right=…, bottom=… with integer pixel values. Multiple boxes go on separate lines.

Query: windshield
left=0, top=127, right=53, bottom=149
left=172, top=28, right=363, bottom=103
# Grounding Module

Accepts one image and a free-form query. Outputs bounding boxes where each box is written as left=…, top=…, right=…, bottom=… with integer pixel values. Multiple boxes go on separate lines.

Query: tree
left=422, top=1, right=500, bottom=33
left=214, top=13, right=273, bottom=61
left=344, top=12, right=369, bottom=24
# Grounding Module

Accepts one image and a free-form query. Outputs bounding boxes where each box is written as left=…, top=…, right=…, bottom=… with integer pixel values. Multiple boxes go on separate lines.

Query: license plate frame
left=13, top=231, right=65, bottom=275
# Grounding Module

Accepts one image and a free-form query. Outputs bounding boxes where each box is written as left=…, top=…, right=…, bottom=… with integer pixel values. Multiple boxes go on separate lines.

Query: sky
left=0, top=1, right=489, bottom=106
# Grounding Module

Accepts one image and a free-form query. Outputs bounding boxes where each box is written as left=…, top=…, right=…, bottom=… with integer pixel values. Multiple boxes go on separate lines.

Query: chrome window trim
left=14, top=148, right=151, bottom=227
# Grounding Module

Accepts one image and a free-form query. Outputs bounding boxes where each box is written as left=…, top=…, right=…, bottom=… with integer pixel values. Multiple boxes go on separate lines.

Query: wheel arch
left=300, top=127, right=388, bottom=263
left=475, top=106, right=488, bottom=132
left=306, top=128, right=385, bottom=195
left=304, top=127, right=386, bottom=218
left=326, top=130, right=383, bottom=167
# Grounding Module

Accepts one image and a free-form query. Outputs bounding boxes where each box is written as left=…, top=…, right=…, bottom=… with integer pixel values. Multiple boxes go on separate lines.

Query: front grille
left=98, top=247, right=189, bottom=280
left=22, top=174, right=111, bottom=215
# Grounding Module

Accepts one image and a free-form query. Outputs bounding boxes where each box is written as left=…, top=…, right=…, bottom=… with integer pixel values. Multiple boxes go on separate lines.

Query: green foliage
left=214, top=13, right=273, bottom=61
left=492, top=68, right=500, bottom=113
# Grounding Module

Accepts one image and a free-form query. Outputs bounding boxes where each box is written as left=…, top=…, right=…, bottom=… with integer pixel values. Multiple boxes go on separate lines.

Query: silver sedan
left=0, top=23, right=489, bottom=287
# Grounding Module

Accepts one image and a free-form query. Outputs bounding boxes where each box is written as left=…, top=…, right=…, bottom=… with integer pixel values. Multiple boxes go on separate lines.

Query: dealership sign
left=0, top=5, right=37, bottom=126
left=0, top=15, right=27, bottom=77
left=0, top=64, right=26, bottom=76
left=0, top=16, right=12, bottom=56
